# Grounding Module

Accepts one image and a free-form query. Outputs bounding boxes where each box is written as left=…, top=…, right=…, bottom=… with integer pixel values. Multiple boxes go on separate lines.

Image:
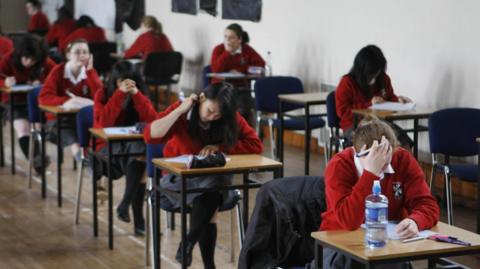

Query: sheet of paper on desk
left=370, top=102, right=416, bottom=111
left=361, top=222, right=437, bottom=240
left=11, top=84, right=36, bottom=91
left=208, top=72, right=245, bottom=78
left=164, top=154, right=231, bottom=164
left=104, top=126, right=137, bottom=135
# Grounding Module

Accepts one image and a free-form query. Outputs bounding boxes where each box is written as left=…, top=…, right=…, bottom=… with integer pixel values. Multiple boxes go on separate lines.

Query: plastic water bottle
left=365, top=180, right=388, bottom=248
left=265, top=51, right=273, bottom=76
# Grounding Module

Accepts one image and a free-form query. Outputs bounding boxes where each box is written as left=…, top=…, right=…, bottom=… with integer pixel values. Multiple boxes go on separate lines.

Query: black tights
left=117, top=160, right=146, bottom=227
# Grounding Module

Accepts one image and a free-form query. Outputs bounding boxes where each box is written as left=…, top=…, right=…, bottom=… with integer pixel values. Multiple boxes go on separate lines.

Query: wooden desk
left=151, top=154, right=282, bottom=269
left=206, top=72, right=262, bottom=81
left=89, top=128, right=144, bottom=250
left=0, top=86, right=36, bottom=174
left=352, top=107, right=436, bottom=158
left=278, top=92, right=329, bottom=176
left=39, top=105, right=80, bottom=206
left=312, top=222, right=480, bottom=269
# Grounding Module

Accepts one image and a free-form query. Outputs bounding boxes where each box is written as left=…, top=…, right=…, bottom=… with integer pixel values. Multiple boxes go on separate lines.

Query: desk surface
left=352, top=107, right=436, bottom=120
left=39, top=105, right=80, bottom=115
left=153, top=154, right=282, bottom=176
left=0, top=86, right=34, bottom=94
left=311, top=222, right=480, bottom=261
left=278, top=92, right=329, bottom=105
left=89, top=128, right=144, bottom=141
left=206, top=72, right=262, bottom=81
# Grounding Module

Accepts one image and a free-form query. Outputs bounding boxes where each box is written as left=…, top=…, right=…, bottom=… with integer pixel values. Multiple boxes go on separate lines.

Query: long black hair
left=348, top=45, right=387, bottom=100
left=76, top=15, right=96, bottom=28
left=188, top=82, right=239, bottom=149
left=105, top=61, right=144, bottom=125
left=12, top=34, right=48, bottom=80
left=226, top=23, right=250, bottom=44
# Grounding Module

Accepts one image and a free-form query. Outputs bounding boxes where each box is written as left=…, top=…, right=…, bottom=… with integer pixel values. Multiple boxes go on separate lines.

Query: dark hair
left=226, top=23, right=249, bottom=44
left=12, top=34, right=48, bottom=80
left=56, top=6, right=73, bottom=23
left=188, top=82, right=239, bottom=148
left=76, top=15, right=96, bottom=28
left=348, top=45, right=387, bottom=100
left=105, top=61, right=145, bottom=125
left=27, top=0, right=41, bottom=8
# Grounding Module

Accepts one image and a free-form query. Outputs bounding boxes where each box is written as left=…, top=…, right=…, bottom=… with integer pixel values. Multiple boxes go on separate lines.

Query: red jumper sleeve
left=144, top=101, right=183, bottom=144
left=93, top=89, right=127, bottom=127
left=38, top=65, right=69, bottom=106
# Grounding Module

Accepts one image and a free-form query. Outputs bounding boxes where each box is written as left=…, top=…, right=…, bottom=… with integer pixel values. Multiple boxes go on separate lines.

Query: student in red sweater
left=210, top=23, right=265, bottom=125
left=0, top=34, right=55, bottom=173
left=123, top=15, right=173, bottom=60
left=60, top=15, right=107, bottom=51
left=335, top=45, right=413, bottom=147
left=92, top=61, right=157, bottom=235
left=0, top=25, right=13, bottom=60
left=26, top=0, right=50, bottom=34
left=321, top=119, right=439, bottom=269
left=46, top=6, right=76, bottom=48
left=145, top=82, right=263, bottom=268
left=39, top=39, right=103, bottom=162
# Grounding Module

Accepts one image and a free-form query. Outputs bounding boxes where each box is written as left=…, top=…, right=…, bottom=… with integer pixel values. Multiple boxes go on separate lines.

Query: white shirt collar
left=64, top=62, right=87, bottom=85
left=353, top=151, right=395, bottom=180
left=232, top=45, right=242, bottom=55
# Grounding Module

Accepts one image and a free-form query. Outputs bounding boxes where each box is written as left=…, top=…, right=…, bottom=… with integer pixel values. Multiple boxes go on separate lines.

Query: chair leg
left=429, top=154, right=437, bottom=191
left=74, top=159, right=84, bottom=224
left=268, top=119, right=275, bottom=159
left=235, top=200, right=245, bottom=249
left=255, top=112, right=261, bottom=138
left=167, top=211, right=175, bottom=230
left=322, top=127, right=329, bottom=167
left=229, top=209, right=235, bottom=263
left=145, top=187, right=151, bottom=266
left=27, top=129, right=35, bottom=189
left=444, top=166, right=453, bottom=225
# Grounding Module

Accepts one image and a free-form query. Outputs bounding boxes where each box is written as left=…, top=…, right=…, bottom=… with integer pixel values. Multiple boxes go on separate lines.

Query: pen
left=402, top=236, right=426, bottom=243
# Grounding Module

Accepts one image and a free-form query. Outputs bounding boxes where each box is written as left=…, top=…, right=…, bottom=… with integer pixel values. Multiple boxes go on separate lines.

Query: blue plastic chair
left=145, top=143, right=243, bottom=263
left=428, top=108, right=480, bottom=230
left=27, top=86, right=42, bottom=187
left=325, top=91, right=346, bottom=159
left=202, top=65, right=212, bottom=89
left=74, top=106, right=94, bottom=224
left=254, top=76, right=326, bottom=159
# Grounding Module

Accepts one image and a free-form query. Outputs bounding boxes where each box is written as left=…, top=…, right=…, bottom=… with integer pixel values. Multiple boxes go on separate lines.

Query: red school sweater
left=92, top=89, right=158, bottom=151
left=0, top=36, right=14, bottom=60
left=144, top=101, right=264, bottom=157
left=59, top=27, right=107, bottom=51
left=210, top=43, right=265, bottom=85
left=28, top=11, right=50, bottom=32
left=38, top=63, right=103, bottom=120
left=335, top=74, right=399, bottom=131
left=320, top=147, right=439, bottom=231
left=46, top=18, right=77, bottom=47
left=124, top=31, right=173, bottom=60
left=0, top=52, right=56, bottom=102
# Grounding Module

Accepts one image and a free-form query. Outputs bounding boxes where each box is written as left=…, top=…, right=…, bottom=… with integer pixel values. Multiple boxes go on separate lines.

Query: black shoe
left=116, top=208, right=130, bottom=223
left=175, top=241, right=194, bottom=266
left=134, top=224, right=145, bottom=236
left=34, top=155, right=51, bottom=175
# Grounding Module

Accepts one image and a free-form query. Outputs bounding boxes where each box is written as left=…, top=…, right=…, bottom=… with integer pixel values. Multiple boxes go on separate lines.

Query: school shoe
left=116, top=207, right=131, bottom=223
left=175, top=241, right=194, bottom=266
left=134, top=223, right=145, bottom=236
left=33, top=155, right=51, bottom=175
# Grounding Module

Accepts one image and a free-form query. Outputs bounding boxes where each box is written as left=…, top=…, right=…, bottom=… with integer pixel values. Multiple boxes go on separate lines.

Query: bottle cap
left=372, top=180, right=381, bottom=195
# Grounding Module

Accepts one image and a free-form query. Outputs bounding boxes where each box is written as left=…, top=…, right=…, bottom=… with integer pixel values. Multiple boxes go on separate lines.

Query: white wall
left=126, top=0, right=480, bottom=157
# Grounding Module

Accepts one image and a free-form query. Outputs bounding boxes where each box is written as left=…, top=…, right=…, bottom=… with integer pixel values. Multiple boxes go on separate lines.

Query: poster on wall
left=200, top=0, right=217, bottom=16
left=172, top=0, right=197, bottom=15
left=222, top=0, right=261, bottom=22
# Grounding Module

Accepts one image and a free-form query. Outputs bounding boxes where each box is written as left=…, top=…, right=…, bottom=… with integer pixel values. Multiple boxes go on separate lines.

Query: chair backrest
left=254, top=76, right=304, bottom=113
left=202, top=65, right=212, bottom=89
left=429, top=108, right=480, bottom=157
left=76, top=106, right=94, bottom=148
left=88, top=42, right=117, bottom=76
left=326, top=91, right=341, bottom=128
left=146, top=143, right=165, bottom=178
left=27, top=86, right=42, bottom=123
left=143, top=51, right=183, bottom=85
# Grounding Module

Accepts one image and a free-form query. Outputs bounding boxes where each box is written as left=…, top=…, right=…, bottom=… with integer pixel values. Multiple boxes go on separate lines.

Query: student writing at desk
left=0, top=34, right=56, bottom=174
left=123, top=15, right=173, bottom=60
left=335, top=45, right=413, bottom=147
left=144, top=82, right=263, bottom=268
left=92, top=61, right=157, bottom=235
left=39, top=39, right=103, bottom=163
left=210, top=23, right=265, bottom=126
left=60, top=15, right=107, bottom=52
left=320, top=119, right=439, bottom=269
left=25, top=0, right=50, bottom=35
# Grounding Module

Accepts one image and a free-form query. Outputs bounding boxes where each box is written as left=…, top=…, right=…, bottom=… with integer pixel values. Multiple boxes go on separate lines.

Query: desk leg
left=305, top=104, right=311, bottom=175
left=278, top=101, right=284, bottom=177
left=477, top=144, right=480, bottom=234
left=40, top=112, right=46, bottom=198
left=9, top=97, right=15, bottom=174
left=57, top=117, right=63, bottom=207
left=153, top=167, right=161, bottom=269
left=242, top=172, right=250, bottom=230
left=181, top=176, right=187, bottom=269
left=427, top=258, right=436, bottom=268
left=413, top=118, right=419, bottom=159
left=107, top=142, right=114, bottom=250
left=92, top=136, right=98, bottom=237
left=0, top=110, right=4, bottom=167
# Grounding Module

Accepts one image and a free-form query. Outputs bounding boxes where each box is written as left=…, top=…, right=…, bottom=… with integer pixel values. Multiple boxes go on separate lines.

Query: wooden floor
left=0, top=135, right=479, bottom=268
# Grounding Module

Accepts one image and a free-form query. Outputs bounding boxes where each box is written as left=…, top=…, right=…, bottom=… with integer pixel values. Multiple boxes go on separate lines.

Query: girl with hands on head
left=320, top=119, right=439, bottom=269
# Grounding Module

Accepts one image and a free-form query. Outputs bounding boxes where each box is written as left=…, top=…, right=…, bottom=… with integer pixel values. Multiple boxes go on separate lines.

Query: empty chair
left=143, top=51, right=183, bottom=108
left=88, top=42, right=117, bottom=78
left=325, top=91, right=346, bottom=159
left=428, top=108, right=480, bottom=232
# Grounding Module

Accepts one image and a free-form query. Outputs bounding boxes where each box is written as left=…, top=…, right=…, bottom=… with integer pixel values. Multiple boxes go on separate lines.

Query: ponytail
left=226, top=23, right=249, bottom=44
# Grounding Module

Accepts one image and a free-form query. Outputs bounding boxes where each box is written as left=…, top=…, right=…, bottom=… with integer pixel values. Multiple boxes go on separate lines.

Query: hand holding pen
left=357, top=136, right=392, bottom=176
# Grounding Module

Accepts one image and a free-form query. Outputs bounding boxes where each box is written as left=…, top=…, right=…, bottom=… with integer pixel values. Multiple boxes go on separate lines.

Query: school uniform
left=46, top=18, right=77, bottom=47
left=0, top=36, right=14, bottom=60
left=28, top=11, right=50, bottom=33
left=124, top=30, right=173, bottom=60
left=38, top=62, right=103, bottom=146
left=320, top=147, right=439, bottom=269
left=0, top=52, right=56, bottom=119
left=59, top=26, right=107, bottom=51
